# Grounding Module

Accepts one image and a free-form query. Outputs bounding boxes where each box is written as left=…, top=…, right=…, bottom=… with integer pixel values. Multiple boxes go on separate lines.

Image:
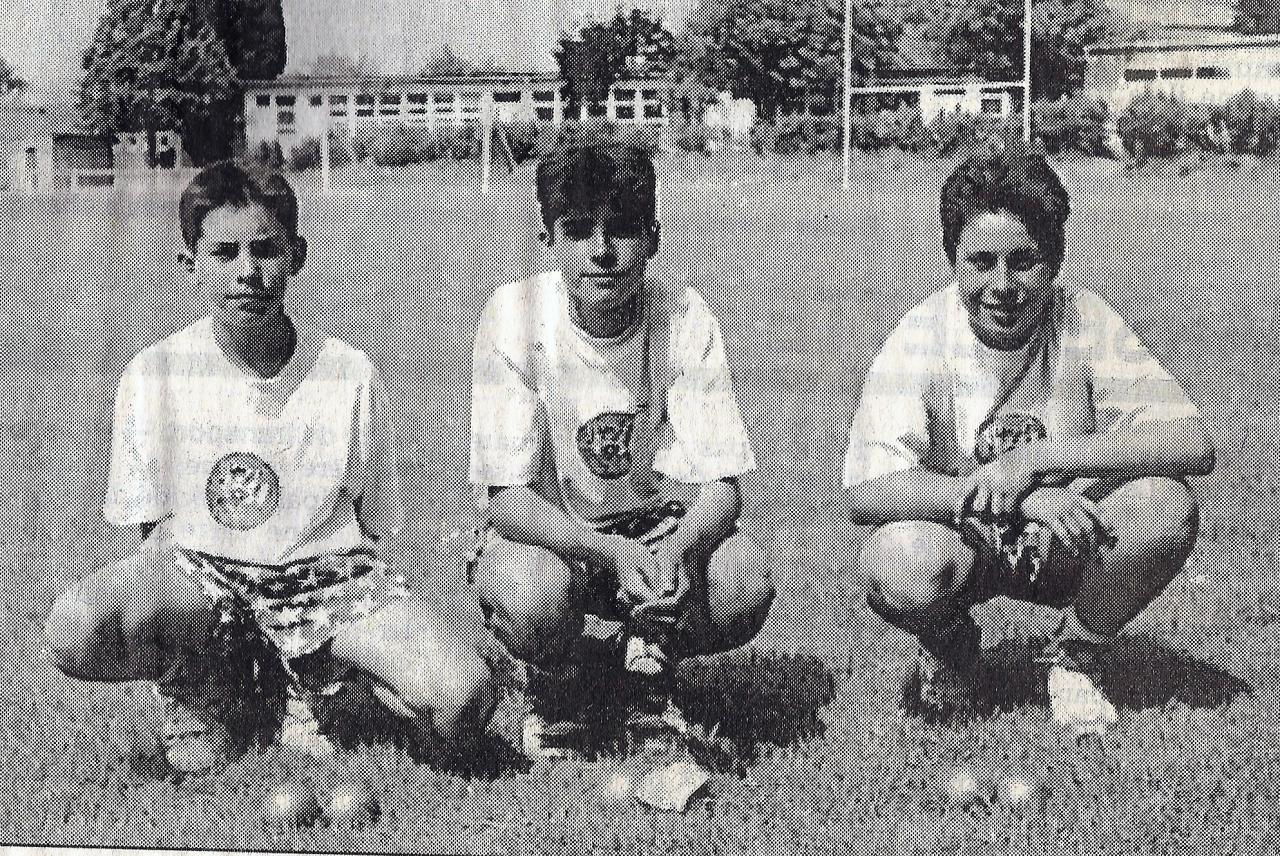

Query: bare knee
left=703, top=533, right=775, bottom=651
left=1115, top=477, right=1199, bottom=561
left=44, top=554, right=142, bottom=678
left=415, top=652, right=497, bottom=745
left=859, top=522, right=969, bottom=622
left=472, top=538, right=579, bottom=664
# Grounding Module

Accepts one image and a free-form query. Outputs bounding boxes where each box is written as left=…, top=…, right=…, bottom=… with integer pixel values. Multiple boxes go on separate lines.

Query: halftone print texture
left=2, top=12, right=1279, bottom=856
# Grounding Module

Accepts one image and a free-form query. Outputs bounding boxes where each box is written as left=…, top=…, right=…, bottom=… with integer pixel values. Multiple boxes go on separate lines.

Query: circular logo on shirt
left=974, top=412, right=1047, bottom=464
left=577, top=411, right=636, bottom=479
left=206, top=452, right=280, bottom=530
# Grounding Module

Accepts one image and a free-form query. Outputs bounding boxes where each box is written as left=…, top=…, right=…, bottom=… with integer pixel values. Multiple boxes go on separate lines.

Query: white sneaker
left=1040, top=641, right=1117, bottom=737
left=278, top=691, right=336, bottom=757
left=521, top=712, right=586, bottom=760
left=1047, top=666, right=1118, bottom=736
left=623, top=634, right=669, bottom=677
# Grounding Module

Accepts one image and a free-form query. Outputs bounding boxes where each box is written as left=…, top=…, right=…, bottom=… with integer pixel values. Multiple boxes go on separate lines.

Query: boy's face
left=185, top=202, right=305, bottom=331
left=954, top=209, right=1055, bottom=350
left=544, top=204, right=658, bottom=323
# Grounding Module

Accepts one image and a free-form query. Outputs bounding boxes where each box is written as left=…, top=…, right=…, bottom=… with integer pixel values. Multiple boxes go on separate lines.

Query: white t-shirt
left=843, top=283, right=1201, bottom=487
left=469, top=271, right=755, bottom=525
left=105, top=317, right=403, bottom=564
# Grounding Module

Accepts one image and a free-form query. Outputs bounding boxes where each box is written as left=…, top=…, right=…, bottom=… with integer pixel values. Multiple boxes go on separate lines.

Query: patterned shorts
left=174, top=548, right=409, bottom=662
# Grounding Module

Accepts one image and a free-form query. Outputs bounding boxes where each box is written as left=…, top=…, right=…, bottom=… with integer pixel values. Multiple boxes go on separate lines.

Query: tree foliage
left=78, top=0, right=239, bottom=164
left=676, top=0, right=899, bottom=121
left=419, top=45, right=502, bottom=77
left=206, top=0, right=286, bottom=81
left=0, top=55, right=24, bottom=95
left=1237, top=0, right=1280, bottom=33
left=555, top=9, right=676, bottom=113
left=1029, top=0, right=1116, bottom=100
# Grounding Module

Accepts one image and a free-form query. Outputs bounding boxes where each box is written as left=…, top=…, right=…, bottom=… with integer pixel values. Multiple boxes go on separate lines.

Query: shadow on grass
left=674, top=646, right=838, bottom=766
left=959, top=635, right=1252, bottom=715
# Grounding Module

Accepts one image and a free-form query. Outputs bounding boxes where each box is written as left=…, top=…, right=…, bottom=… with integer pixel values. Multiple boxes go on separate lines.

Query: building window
left=278, top=110, right=294, bottom=124
left=276, top=94, right=295, bottom=106
left=255, top=94, right=270, bottom=107
left=587, top=101, right=607, bottom=117
left=379, top=93, right=401, bottom=104
left=330, top=95, right=348, bottom=104
left=1160, top=67, right=1193, bottom=79
left=1197, top=66, right=1230, bottom=79
left=614, top=88, right=636, bottom=100
left=494, top=91, right=522, bottom=103
left=355, top=94, right=374, bottom=117
left=533, top=90, right=555, bottom=102
left=329, top=94, right=348, bottom=117
left=642, top=89, right=658, bottom=99
left=407, top=93, right=429, bottom=115
left=536, top=107, right=555, bottom=121
left=310, top=94, right=323, bottom=106
left=460, top=92, right=481, bottom=116
left=644, top=103, right=663, bottom=119
left=1124, top=69, right=1157, bottom=82
left=379, top=93, right=401, bottom=116
left=615, top=104, right=636, bottom=120
left=980, top=97, right=1004, bottom=114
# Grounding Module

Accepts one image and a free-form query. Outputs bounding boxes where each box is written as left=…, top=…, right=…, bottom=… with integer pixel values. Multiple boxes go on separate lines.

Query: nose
left=589, top=227, right=616, bottom=264
left=238, top=251, right=261, bottom=283
left=989, top=261, right=1019, bottom=296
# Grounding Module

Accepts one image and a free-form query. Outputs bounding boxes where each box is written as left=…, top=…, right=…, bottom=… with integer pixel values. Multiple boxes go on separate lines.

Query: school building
left=241, top=71, right=672, bottom=150
left=1084, top=29, right=1280, bottom=110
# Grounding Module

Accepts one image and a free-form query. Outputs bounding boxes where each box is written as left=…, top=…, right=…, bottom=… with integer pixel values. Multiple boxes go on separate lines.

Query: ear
left=647, top=221, right=661, bottom=258
left=291, top=236, right=308, bottom=275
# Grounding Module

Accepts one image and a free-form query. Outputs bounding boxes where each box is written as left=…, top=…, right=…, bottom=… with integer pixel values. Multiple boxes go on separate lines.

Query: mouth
left=981, top=303, right=1024, bottom=326
left=226, top=292, right=283, bottom=313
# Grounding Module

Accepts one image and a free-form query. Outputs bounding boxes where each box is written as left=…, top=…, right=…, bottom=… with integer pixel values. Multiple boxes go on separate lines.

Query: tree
left=419, top=45, right=502, bottom=77
left=676, top=0, right=898, bottom=121
left=928, top=0, right=1115, bottom=98
left=206, top=0, right=286, bottom=80
left=79, top=0, right=239, bottom=164
left=555, top=8, right=676, bottom=115
left=1237, top=0, right=1280, bottom=33
left=1029, top=0, right=1116, bottom=100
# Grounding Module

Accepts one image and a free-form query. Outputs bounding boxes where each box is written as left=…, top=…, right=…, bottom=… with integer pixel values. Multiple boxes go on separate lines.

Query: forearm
left=667, top=478, right=741, bottom=558
left=1026, top=418, right=1215, bottom=483
left=487, top=485, right=617, bottom=566
left=844, top=468, right=966, bottom=526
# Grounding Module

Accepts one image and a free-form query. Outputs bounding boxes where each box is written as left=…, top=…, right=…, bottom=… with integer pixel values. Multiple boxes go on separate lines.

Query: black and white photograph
left=0, top=0, right=1273, bottom=851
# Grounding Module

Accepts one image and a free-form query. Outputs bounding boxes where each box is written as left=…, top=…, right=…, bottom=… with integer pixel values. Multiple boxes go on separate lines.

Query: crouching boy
left=843, top=141, right=1214, bottom=736
left=44, top=161, right=496, bottom=774
left=469, top=142, right=775, bottom=759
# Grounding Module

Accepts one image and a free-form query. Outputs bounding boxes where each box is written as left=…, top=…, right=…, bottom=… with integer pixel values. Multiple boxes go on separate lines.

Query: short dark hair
left=179, top=160, right=299, bottom=250
left=535, top=142, right=656, bottom=233
left=940, top=139, right=1071, bottom=277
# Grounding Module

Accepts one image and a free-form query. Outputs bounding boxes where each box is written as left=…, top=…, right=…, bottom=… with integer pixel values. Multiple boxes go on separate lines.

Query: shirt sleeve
left=104, top=354, right=170, bottom=527
left=354, top=365, right=404, bottom=540
left=654, top=289, right=756, bottom=483
left=468, top=292, right=548, bottom=488
left=842, top=314, right=934, bottom=487
left=1083, top=293, right=1201, bottom=432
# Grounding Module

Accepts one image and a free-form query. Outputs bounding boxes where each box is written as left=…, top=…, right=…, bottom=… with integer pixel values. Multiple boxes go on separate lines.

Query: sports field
left=1, top=151, right=1279, bottom=852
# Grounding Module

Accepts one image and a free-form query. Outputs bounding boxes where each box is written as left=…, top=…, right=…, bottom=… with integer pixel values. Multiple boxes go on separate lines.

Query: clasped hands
left=955, top=446, right=1113, bottom=557
left=607, top=534, right=690, bottom=632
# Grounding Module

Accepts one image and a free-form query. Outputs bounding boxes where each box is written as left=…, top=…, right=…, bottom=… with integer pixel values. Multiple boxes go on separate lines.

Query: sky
left=0, top=0, right=698, bottom=92
left=0, top=0, right=1238, bottom=93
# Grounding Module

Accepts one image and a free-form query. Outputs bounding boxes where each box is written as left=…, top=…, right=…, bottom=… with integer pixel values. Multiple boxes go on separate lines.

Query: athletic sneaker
left=1039, top=640, right=1117, bottom=737
left=277, top=689, right=337, bottom=757
left=623, top=633, right=669, bottom=677
left=521, top=711, right=588, bottom=760
left=156, top=686, right=238, bottom=775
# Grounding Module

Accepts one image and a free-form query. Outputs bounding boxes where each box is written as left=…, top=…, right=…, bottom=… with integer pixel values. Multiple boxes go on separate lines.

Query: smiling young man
left=468, top=141, right=773, bottom=759
left=44, top=161, right=496, bottom=775
left=842, top=140, right=1214, bottom=737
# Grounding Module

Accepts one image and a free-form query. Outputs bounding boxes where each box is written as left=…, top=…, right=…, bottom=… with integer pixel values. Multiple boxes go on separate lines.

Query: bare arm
left=1024, top=417, right=1214, bottom=483
left=487, top=485, right=618, bottom=567
left=844, top=468, right=967, bottom=527
left=665, top=478, right=741, bottom=559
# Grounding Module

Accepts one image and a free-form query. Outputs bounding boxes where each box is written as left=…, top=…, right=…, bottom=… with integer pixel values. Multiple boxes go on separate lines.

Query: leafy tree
left=207, top=0, right=286, bottom=80
left=1236, top=0, right=1280, bottom=33
left=555, top=8, right=676, bottom=115
left=420, top=45, right=504, bottom=77
left=79, top=0, right=239, bottom=164
left=676, top=0, right=898, bottom=121
left=929, top=0, right=1115, bottom=98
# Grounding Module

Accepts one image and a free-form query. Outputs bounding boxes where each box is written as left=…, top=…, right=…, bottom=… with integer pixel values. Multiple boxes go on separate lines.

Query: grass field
left=2, top=150, right=1280, bottom=852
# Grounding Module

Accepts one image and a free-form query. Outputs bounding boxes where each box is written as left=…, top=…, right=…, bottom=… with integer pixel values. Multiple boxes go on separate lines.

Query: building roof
left=1087, top=28, right=1280, bottom=56
left=242, top=71, right=563, bottom=90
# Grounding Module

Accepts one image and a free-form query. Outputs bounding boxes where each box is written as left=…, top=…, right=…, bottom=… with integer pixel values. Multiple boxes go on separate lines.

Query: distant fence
left=12, top=167, right=201, bottom=195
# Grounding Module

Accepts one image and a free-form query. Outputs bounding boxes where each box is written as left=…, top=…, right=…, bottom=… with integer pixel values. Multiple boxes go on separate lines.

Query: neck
left=214, top=312, right=296, bottom=378
left=572, top=295, right=639, bottom=339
